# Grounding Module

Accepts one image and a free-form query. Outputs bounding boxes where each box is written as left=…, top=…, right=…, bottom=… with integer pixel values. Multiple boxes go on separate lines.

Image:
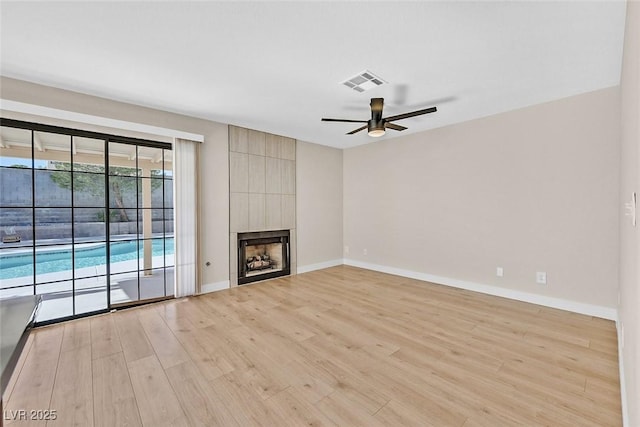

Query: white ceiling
left=0, top=1, right=627, bottom=149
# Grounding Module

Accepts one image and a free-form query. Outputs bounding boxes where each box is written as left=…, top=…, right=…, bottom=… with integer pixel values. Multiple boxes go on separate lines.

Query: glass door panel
left=75, top=275, right=107, bottom=314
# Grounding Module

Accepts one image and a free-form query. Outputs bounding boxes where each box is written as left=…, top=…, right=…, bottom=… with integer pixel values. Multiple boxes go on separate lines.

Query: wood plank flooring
left=2, top=266, right=622, bottom=426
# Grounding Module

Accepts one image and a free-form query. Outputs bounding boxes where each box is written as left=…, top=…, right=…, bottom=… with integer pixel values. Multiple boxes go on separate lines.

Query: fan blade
left=385, top=122, right=407, bottom=131
left=347, top=125, right=368, bottom=135
left=384, top=106, right=437, bottom=122
left=321, top=118, right=367, bottom=123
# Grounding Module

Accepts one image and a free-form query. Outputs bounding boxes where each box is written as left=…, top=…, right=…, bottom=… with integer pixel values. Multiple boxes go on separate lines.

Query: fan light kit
left=322, top=98, right=437, bottom=137
left=368, top=126, right=385, bottom=137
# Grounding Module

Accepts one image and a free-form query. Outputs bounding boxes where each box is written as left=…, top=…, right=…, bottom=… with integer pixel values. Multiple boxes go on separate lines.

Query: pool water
left=0, top=238, right=174, bottom=280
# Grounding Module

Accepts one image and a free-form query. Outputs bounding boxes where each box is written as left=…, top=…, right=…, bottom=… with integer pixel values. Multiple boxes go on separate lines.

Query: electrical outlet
left=363, top=248, right=368, bottom=256
left=536, top=271, right=547, bottom=284
left=496, top=267, right=504, bottom=277
left=344, top=246, right=349, bottom=255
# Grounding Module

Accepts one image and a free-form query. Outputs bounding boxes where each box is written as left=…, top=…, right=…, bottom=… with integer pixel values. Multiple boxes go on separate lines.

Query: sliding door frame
left=0, top=118, right=174, bottom=325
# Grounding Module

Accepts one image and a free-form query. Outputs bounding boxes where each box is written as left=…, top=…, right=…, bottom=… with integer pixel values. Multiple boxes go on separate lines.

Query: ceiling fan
left=321, top=98, right=437, bottom=137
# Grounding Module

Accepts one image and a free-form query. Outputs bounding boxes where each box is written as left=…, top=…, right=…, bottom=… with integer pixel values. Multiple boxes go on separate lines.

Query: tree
left=49, top=162, right=163, bottom=222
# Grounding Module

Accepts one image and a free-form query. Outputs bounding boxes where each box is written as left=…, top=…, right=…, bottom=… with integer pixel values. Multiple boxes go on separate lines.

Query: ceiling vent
left=342, top=70, right=386, bottom=93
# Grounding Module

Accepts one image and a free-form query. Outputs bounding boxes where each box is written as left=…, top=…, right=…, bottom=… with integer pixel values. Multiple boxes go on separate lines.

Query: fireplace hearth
left=237, top=230, right=290, bottom=285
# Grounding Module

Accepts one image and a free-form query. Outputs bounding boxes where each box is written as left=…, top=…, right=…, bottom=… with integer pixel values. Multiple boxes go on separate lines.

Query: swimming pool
left=0, top=238, right=174, bottom=280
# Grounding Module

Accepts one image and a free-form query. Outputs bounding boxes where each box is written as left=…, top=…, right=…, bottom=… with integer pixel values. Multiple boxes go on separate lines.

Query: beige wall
left=296, top=141, right=343, bottom=269
left=619, top=1, right=640, bottom=425
left=344, top=87, right=620, bottom=309
left=0, top=77, right=230, bottom=288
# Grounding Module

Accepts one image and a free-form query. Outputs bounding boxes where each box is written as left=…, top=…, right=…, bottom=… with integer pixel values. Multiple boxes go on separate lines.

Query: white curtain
left=173, top=138, right=200, bottom=297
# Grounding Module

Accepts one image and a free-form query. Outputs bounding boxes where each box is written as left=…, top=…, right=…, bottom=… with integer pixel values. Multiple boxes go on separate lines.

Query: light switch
left=625, top=192, right=637, bottom=227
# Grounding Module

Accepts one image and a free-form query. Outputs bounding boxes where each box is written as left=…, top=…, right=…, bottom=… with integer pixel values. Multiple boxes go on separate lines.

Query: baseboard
left=202, top=261, right=618, bottom=320
left=343, top=259, right=618, bottom=320
left=297, top=259, right=344, bottom=274
left=200, top=280, right=230, bottom=294
left=617, top=317, right=629, bottom=427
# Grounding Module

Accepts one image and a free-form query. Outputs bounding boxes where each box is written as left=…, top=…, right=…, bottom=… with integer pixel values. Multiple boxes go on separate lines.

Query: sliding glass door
left=0, top=119, right=174, bottom=324
left=107, top=142, right=174, bottom=306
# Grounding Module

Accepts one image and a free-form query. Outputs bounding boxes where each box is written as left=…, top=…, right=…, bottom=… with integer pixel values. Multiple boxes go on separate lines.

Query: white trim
left=343, top=259, right=618, bottom=320
left=0, top=99, right=205, bottom=142
left=617, top=317, right=629, bottom=427
left=200, top=280, right=230, bottom=294
left=297, top=259, right=344, bottom=274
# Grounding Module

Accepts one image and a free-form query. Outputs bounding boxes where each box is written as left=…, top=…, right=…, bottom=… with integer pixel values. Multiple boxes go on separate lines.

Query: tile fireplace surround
left=229, top=125, right=296, bottom=286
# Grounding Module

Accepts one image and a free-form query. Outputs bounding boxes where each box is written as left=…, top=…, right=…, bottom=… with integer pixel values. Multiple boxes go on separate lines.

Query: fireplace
left=237, top=230, right=290, bottom=285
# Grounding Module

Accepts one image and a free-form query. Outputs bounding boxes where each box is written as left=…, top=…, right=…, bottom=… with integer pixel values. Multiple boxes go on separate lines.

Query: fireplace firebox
left=237, top=230, right=290, bottom=285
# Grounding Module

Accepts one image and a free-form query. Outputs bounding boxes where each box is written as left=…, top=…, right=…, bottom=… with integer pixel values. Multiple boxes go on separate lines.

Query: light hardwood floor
left=2, top=266, right=622, bottom=426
